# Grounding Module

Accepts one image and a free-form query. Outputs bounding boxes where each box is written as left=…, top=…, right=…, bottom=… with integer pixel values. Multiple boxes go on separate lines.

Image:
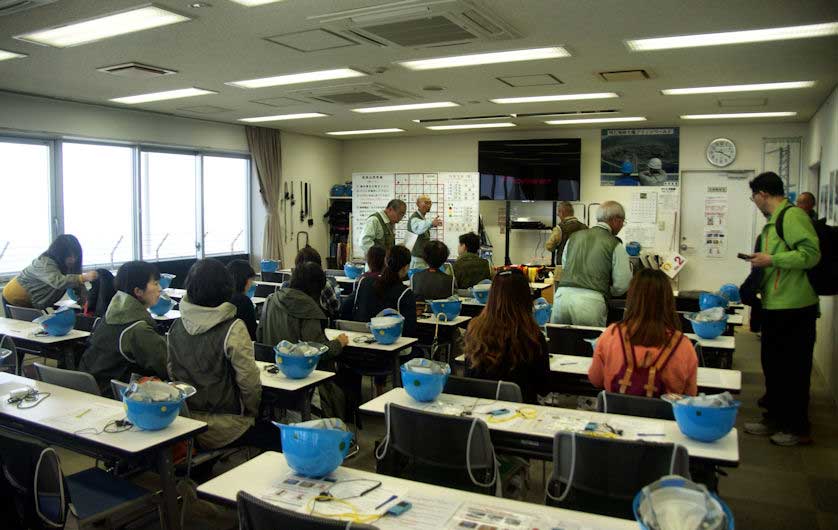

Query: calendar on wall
left=351, top=172, right=480, bottom=259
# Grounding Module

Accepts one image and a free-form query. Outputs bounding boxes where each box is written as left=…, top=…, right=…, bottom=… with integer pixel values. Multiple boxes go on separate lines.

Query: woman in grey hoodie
left=168, top=259, right=279, bottom=452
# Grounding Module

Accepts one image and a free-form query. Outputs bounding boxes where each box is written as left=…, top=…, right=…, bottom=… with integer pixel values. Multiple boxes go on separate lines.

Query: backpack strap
left=643, top=331, right=685, bottom=397
left=773, top=204, right=795, bottom=250
left=615, top=325, right=635, bottom=394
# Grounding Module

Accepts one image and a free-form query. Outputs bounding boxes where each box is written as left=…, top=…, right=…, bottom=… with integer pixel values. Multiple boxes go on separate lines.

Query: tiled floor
left=54, top=327, right=837, bottom=529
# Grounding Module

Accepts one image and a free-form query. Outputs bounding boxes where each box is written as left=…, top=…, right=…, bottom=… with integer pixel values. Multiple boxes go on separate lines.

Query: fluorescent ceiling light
left=0, top=49, right=26, bottom=61
left=15, top=6, right=190, bottom=48
left=228, top=0, right=285, bottom=5
left=662, top=81, right=816, bottom=95
left=426, top=123, right=516, bottom=130
left=327, top=128, right=405, bottom=136
left=352, top=102, right=459, bottom=113
left=398, top=47, right=570, bottom=70
left=545, top=117, right=647, bottom=125
left=110, top=88, right=217, bottom=104
left=227, top=68, right=366, bottom=89
left=239, top=113, right=328, bottom=122
left=491, top=92, right=619, bottom=104
left=681, top=112, right=797, bottom=120
left=627, top=22, right=838, bottom=51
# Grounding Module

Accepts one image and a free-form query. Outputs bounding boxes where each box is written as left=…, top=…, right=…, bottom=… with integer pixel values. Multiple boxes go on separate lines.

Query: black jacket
left=351, top=277, right=417, bottom=337
left=230, top=293, right=258, bottom=341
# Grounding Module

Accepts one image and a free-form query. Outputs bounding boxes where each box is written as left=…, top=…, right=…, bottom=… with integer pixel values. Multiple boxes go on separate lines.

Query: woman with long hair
left=351, top=245, right=417, bottom=337
left=464, top=269, right=549, bottom=404
left=588, top=269, right=698, bottom=397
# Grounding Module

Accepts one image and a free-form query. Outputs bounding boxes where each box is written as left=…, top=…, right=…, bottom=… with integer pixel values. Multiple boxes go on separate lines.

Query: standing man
left=360, top=199, right=406, bottom=254
left=551, top=201, right=632, bottom=327
left=406, top=195, right=443, bottom=269
left=545, top=202, right=588, bottom=266
left=744, top=172, right=820, bottom=447
left=795, top=191, right=818, bottom=222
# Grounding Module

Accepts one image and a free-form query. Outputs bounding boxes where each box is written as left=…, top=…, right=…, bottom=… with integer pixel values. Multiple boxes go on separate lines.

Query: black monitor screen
left=478, top=138, right=581, bottom=201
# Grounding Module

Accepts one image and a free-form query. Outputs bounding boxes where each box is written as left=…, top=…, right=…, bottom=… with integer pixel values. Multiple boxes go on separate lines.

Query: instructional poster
left=704, top=185, right=728, bottom=258
left=352, top=172, right=480, bottom=258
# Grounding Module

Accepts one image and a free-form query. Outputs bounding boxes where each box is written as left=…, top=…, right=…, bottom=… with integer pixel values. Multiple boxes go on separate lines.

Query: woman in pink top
left=588, top=269, right=698, bottom=397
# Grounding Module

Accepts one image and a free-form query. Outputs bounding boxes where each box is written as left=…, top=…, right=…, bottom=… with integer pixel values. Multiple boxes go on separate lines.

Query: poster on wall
left=762, top=137, right=803, bottom=200
left=703, top=185, right=728, bottom=258
left=601, top=127, right=679, bottom=187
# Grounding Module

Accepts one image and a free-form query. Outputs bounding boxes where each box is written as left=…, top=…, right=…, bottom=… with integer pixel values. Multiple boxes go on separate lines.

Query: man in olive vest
left=551, top=201, right=632, bottom=327
left=546, top=202, right=588, bottom=266
left=406, top=195, right=443, bottom=269
left=360, top=199, right=406, bottom=254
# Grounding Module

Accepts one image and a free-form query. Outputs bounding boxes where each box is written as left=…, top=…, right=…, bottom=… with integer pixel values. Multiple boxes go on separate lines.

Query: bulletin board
left=351, top=172, right=480, bottom=259
left=618, top=186, right=681, bottom=254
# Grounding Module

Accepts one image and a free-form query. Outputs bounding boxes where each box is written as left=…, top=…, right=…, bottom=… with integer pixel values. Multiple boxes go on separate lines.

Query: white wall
left=806, top=86, right=838, bottom=405
left=340, top=122, right=807, bottom=267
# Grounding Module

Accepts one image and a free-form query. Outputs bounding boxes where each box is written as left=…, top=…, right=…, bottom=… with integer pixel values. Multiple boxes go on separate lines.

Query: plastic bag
left=636, top=475, right=727, bottom=530
left=293, top=417, right=349, bottom=432
left=403, top=358, right=450, bottom=375
left=124, top=379, right=180, bottom=403
left=370, top=316, right=402, bottom=329
left=275, top=340, right=329, bottom=357
left=687, top=307, right=726, bottom=323
left=675, top=392, right=736, bottom=407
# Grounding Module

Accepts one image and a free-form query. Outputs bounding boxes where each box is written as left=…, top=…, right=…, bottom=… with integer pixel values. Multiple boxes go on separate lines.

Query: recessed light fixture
left=327, top=128, right=405, bottom=136
left=110, top=87, right=217, bottom=104
left=239, top=113, right=328, bottom=122
left=426, top=123, right=517, bottom=130
left=352, top=102, right=459, bottom=113
left=661, top=81, right=816, bottom=95
left=227, top=68, right=366, bottom=89
left=626, top=22, right=838, bottom=51
left=0, top=49, right=26, bottom=61
left=229, top=0, right=285, bottom=5
left=15, top=5, right=191, bottom=48
left=491, top=92, right=619, bottom=104
left=680, top=112, right=797, bottom=120
left=398, top=47, right=570, bottom=71
left=189, top=2, right=212, bottom=8
left=545, top=117, right=647, bottom=125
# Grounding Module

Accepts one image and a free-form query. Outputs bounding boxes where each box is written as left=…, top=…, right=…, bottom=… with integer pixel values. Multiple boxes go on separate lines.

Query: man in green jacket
left=360, top=199, right=406, bottom=254
left=744, top=172, right=820, bottom=447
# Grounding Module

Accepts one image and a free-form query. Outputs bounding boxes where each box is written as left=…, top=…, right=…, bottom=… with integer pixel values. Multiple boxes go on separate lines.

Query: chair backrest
left=0, top=335, right=19, bottom=374
left=595, top=391, right=675, bottom=420
left=378, top=403, right=497, bottom=494
left=0, top=429, right=69, bottom=530
left=110, top=379, right=129, bottom=401
left=33, top=363, right=101, bottom=396
left=336, top=319, right=369, bottom=333
left=444, top=375, right=522, bottom=403
left=254, top=284, right=277, bottom=299
left=237, top=491, right=379, bottom=530
left=260, top=271, right=284, bottom=283
left=545, top=325, right=601, bottom=357
left=7, top=305, right=46, bottom=322
left=324, top=269, right=343, bottom=277
left=547, top=432, right=689, bottom=519
left=74, top=314, right=99, bottom=333
left=253, top=342, right=275, bottom=363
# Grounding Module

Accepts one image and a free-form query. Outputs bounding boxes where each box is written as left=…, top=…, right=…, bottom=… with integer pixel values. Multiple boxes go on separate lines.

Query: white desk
left=256, top=360, right=335, bottom=421
left=326, top=329, right=418, bottom=386
left=359, top=388, right=739, bottom=466
left=727, top=314, right=743, bottom=326
left=251, top=296, right=267, bottom=305
left=255, top=280, right=283, bottom=288
left=162, top=288, right=186, bottom=299
left=545, top=323, right=735, bottom=350
left=417, top=314, right=472, bottom=327
left=0, top=316, right=90, bottom=344
left=149, top=309, right=181, bottom=321
left=0, top=372, right=206, bottom=530
left=530, top=281, right=553, bottom=291
left=197, top=452, right=636, bottom=530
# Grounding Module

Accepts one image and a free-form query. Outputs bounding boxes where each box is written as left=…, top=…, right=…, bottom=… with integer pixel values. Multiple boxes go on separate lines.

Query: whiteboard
left=351, top=172, right=480, bottom=259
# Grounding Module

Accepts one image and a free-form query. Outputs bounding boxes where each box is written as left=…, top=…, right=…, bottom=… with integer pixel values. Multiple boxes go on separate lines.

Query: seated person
left=411, top=240, right=455, bottom=301
left=588, top=269, right=698, bottom=397
left=351, top=245, right=417, bottom=337
left=258, top=262, right=349, bottom=418
left=283, top=246, right=341, bottom=318
left=463, top=269, right=550, bottom=404
left=167, top=259, right=278, bottom=451
left=78, top=261, right=167, bottom=397
left=227, top=259, right=258, bottom=340
left=341, top=244, right=386, bottom=319
left=453, top=232, right=492, bottom=289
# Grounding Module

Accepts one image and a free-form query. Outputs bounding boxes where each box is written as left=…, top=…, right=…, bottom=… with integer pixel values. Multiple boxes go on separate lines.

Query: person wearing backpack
left=743, top=172, right=821, bottom=447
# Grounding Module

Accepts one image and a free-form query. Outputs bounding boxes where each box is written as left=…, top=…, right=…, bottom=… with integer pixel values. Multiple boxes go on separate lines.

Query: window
left=141, top=151, right=198, bottom=260
left=62, top=142, right=135, bottom=267
left=0, top=140, right=52, bottom=276
left=203, top=156, right=249, bottom=256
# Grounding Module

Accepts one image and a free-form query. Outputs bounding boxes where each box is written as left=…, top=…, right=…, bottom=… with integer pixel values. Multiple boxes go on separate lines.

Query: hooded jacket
left=4, top=256, right=86, bottom=309
left=78, top=291, right=168, bottom=396
left=167, top=297, right=261, bottom=450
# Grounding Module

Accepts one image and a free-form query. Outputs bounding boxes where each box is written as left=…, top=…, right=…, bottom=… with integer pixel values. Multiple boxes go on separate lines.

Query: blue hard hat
left=621, top=161, right=634, bottom=173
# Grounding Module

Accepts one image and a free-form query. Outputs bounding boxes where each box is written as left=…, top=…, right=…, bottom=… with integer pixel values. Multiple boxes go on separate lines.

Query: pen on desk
left=76, top=408, right=92, bottom=419
left=374, top=495, right=398, bottom=510
left=559, top=362, right=578, bottom=366
left=637, top=433, right=665, bottom=437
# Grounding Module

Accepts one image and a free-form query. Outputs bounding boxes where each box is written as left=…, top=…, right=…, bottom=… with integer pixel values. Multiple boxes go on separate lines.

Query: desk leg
left=300, top=388, right=313, bottom=422
left=155, top=448, right=181, bottom=530
left=393, top=354, right=401, bottom=388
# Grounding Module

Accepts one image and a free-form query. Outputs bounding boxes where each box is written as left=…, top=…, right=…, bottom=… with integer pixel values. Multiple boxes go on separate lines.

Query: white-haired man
left=406, top=195, right=442, bottom=269
left=551, top=201, right=632, bottom=327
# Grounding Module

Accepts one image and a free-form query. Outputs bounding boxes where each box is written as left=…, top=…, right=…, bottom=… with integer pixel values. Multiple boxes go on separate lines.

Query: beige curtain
left=245, top=126, right=283, bottom=263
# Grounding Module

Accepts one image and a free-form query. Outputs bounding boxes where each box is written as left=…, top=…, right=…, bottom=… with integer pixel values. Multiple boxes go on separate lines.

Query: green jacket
left=758, top=199, right=820, bottom=310
left=453, top=252, right=492, bottom=289
left=558, top=225, right=621, bottom=296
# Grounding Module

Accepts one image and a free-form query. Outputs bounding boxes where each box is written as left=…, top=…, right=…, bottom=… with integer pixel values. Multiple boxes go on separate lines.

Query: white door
left=678, top=170, right=761, bottom=291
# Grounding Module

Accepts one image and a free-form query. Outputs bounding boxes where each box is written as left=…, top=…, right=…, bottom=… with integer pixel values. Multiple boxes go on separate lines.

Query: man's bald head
left=796, top=192, right=815, bottom=214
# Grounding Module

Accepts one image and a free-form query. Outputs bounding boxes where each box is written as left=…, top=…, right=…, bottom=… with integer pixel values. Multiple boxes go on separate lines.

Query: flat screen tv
left=478, top=138, right=581, bottom=201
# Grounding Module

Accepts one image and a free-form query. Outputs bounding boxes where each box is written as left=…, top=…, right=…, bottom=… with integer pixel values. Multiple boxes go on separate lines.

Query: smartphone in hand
left=737, top=253, right=753, bottom=260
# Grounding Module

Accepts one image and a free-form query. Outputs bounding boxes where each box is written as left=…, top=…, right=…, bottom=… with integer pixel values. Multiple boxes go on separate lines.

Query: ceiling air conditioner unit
left=290, top=82, right=418, bottom=106
left=312, top=0, right=519, bottom=48
left=0, top=0, right=56, bottom=16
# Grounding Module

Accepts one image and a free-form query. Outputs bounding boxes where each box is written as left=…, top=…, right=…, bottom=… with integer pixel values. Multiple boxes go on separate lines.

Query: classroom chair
left=253, top=342, right=275, bottom=363
left=254, top=283, right=278, bottom=299
left=74, top=314, right=101, bottom=334
left=546, top=432, right=689, bottom=519
left=7, top=304, right=46, bottom=322
left=260, top=271, right=284, bottom=283
left=545, top=326, right=600, bottom=357
left=595, top=390, right=675, bottom=420
left=375, top=403, right=500, bottom=496
left=237, top=491, right=380, bottom=530
left=0, top=429, right=158, bottom=530
left=0, top=335, right=19, bottom=375
left=444, top=375, right=523, bottom=402
left=33, top=362, right=100, bottom=396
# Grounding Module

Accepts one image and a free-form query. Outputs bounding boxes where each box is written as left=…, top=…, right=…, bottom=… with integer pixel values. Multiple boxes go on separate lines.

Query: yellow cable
left=306, top=496, right=383, bottom=524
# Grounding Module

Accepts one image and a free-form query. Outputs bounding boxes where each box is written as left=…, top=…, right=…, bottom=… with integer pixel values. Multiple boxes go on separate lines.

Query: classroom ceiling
left=0, top=0, right=836, bottom=138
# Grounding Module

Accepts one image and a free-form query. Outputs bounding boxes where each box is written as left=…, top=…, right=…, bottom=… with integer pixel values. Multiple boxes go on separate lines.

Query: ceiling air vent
left=291, top=82, right=417, bottom=105
left=599, top=69, right=651, bottom=82
left=413, top=109, right=620, bottom=123
left=718, top=97, right=767, bottom=108
left=0, top=0, right=56, bottom=16
left=311, top=0, right=519, bottom=48
left=97, top=62, right=177, bottom=79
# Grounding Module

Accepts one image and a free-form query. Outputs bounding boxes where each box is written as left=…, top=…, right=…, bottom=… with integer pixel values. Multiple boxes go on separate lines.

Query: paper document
left=403, top=230, right=419, bottom=251
left=447, top=504, right=534, bottom=530
left=377, top=494, right=461, bottom=530
left=41, top=404, right=125, bottom=433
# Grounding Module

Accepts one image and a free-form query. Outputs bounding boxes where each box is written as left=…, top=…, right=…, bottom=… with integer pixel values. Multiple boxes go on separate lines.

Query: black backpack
left=776, top=206, right=838, bottom=296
